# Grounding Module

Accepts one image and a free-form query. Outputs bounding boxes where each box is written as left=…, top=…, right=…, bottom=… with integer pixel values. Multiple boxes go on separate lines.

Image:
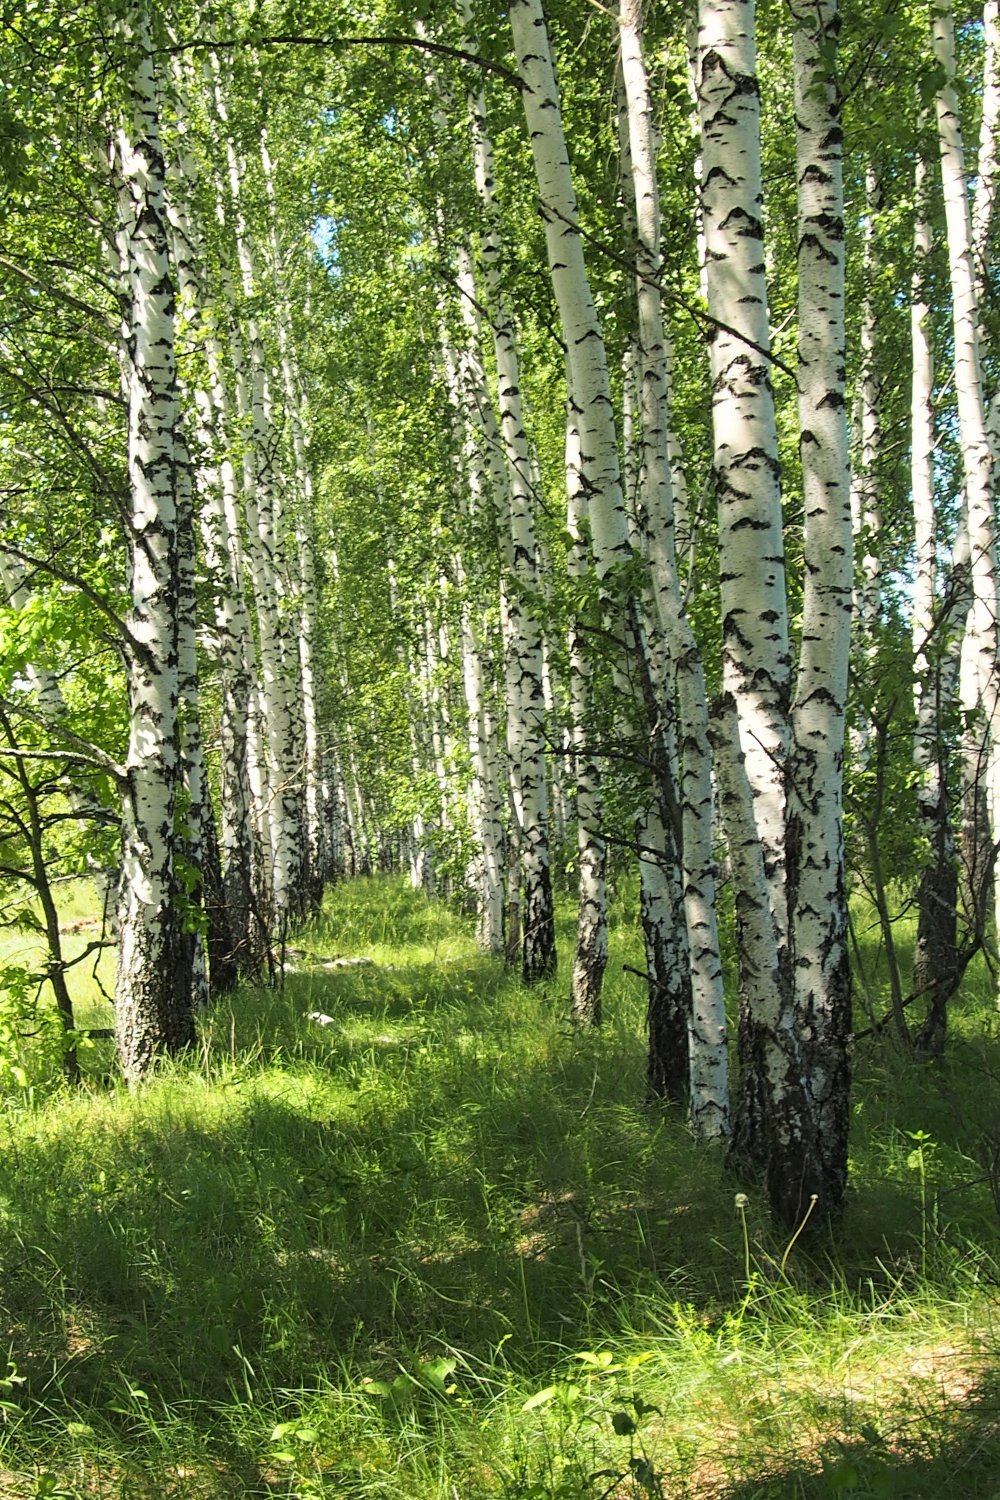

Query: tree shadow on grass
left=4, top=894, right=1000, bottom=1493
left=0, top=1023, right=731, bottom=1414
left=709, top=1357, right=1000, bottom=1500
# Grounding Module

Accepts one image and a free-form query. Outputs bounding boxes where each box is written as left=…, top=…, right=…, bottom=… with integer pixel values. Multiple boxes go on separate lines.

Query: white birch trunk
left=453, top=240, right=554, bottom=977
left=696, top=0, right=791, bottom=1175
left=973, top=0, right=1000, bottom=299
left=512, top=0, right=638, bottom=1020
left=164, top=101, right=265, bottom=978
left=848, top=166, right=882, bottom=774
left=436, top=326, right=507, bottom=950
left=710, top=698, right=810, bottom=1211
left=207, top=54, right=306, bottom=928
left=620, top=0, right=728, bottom=1137
left=696, top=0, right=790, bottom=945
left=565, top=396, right=608, bottom=1022
left=449, top=240, right=555, bottom=978
left=459, top=583, right=506, bottom=951
left=508, top=0, right=631, bottom=580
left=174, top=432, right=214, bottom=1008
left=620, top=346, right=691, bottom=1097
left=113, top=3, right=194, bottom=1080
left=910, top=149, right=958, bottom=1054
left=510, top=0, right=695, bottom=1071
left=260, top=131, right=325, bottom=903
left=786, top=0, right=853, bottom=1213
left=934, top=0, right=1000, bottom=963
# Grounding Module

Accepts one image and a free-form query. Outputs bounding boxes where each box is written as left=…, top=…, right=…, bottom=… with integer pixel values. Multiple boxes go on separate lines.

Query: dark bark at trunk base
left=727, top=1009, right=770, bottom=1179
left=201, top=788, right=239, bottom=997
left=522, top=860, right=556, bottom=983
left=642, top=875, right=690, bottom=1102
left=504, top=828, right=521, bottom=970
left=913, top=793, right=958, bottom=1058
left=115, top=908, right=197, bottom=1083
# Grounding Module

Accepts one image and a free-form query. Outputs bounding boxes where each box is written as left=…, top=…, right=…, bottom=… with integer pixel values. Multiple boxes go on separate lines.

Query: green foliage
left=0, top=960, right=67, bottom=1098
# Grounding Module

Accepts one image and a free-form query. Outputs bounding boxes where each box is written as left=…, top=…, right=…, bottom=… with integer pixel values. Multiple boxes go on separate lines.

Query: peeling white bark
left=934, top=0, right=1000, bottom=962
left=974, top=0, right=1000, bottom=298
left=787, top=0, right=853, bottom=1206
left=113, top=3, right=194, bottom=1081
left=696, top=0, right=790, bottom=944
left=620, top=0, right=727, bottom=1137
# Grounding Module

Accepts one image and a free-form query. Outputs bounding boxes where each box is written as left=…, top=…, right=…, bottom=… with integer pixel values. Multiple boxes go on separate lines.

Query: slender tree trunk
left=511, top=0, right=687, bottom=1038
left=455, top=105, right=556, bottom=978
left=164, top=110, right=267, bottom=977
left=786, top=0, right=853, bottom=1213
left=0, top=707, right=81, bottom=1082
left=696, top=0, right=791, bottom=948
left=696, top=0, right=790, bottom=1173
left=450, top=240, right=555, bottom=979
left=260, top=130, right=325, bottom=910
left=207, top=53, right=307, bottom=930
left=435, top=327, right=507, bottom=946
left=175, top=431, right=222, bottom=1007
left=910, top=148, right=958, bottom=1056
left=710, top=698, right=810, bottom=1213
left=113, top=3, right=195, bottom=1081
left=565, top=395, right=608, bottom=1022
left=620, top=0, right=728, bottom=1137
left=849, top=164, right=883, bottom=692
left=973, top=0, right=1000, bottom=300
left=934, top=0, right=1000, bottom=968
left=620, top=332, right=691, bottom=1103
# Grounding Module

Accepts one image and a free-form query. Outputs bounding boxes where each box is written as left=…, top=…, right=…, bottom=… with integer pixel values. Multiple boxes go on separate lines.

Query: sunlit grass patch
left=0, top=874, right=999, bottom=1496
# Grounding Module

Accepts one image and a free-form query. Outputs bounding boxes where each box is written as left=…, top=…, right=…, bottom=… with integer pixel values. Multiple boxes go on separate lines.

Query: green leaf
left=823, top=1459, right=861, bottom=1491
left=522, top=1385, right=557, bottom=1410
left=611, top=1410, right=637, bottom=1436
left=574, top=1349, right=616, bottom=1369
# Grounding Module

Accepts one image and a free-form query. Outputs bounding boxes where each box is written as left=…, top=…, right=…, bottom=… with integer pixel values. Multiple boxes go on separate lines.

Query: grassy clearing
left=0, top=875, right=998, bottom=1497
left=0, top=877, right=116, bottom=1029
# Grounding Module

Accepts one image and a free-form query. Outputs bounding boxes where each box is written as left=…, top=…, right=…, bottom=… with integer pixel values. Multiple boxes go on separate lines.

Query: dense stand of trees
left=1, top=0, right=998, bottom=1225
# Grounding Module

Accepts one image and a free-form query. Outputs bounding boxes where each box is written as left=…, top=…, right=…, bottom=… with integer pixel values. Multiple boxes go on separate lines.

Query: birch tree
left=693, top=0, right=855, bottom=1214
left=619, top=0, right=728, bottom=1136
left=113, top=2, right=195, bottom=1080
left=785, top=0, right=853, bottom=1211
left=696, top=0, right=790, bottom=1171
left=509, top=0, right=695, bottom=1090
left=933, top=0, right=1000, bottom=968
left=450, top=30, right=557, bottom=981
left=909, top=146, right=958, bottom=1056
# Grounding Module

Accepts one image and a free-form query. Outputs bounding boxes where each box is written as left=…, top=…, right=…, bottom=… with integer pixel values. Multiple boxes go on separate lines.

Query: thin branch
left=0, top=254, right=116, bottom=332
left=0, top=348, right=126, bottom=508
left=540, top=200, right=798, bottom=383
left=0, top=541, right=140, bottom=660
left=60, top=938, right=115, bottom=970
left=160, top=32, right=526, bottom=90
left=0, top=697, right=126, bottom=786
left=851, top=939, right=982, bottom=1043
left=0, top=747, right=116, bottom=773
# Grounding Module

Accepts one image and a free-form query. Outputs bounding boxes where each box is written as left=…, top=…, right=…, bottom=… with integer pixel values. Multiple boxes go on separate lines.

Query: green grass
left=0, top=875, right=999, bottom=1498
left=0, top=876, right=116, bottom=1028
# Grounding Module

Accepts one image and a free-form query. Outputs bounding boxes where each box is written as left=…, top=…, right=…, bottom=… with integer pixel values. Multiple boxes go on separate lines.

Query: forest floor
left=1, top=875, right=1000, bottom=1498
